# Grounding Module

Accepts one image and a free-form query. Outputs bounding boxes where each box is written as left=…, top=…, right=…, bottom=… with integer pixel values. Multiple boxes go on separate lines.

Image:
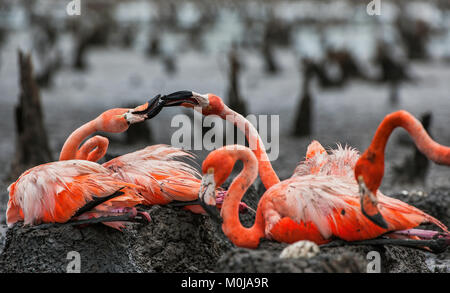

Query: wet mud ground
left=0, top=39, right=449, bottom=272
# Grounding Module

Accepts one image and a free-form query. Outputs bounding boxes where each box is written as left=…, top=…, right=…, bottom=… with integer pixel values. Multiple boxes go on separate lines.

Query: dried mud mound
left=216, top=241, right=434, bottom=273
left=215, top=185, right=448, bottom=273
left=0, top=185, right=448, bottom=272
left=0, top=205, right=231, bottom=273
left=215, top=241, right=366, bottom=273
left=387, top=188, right=450, bottom=272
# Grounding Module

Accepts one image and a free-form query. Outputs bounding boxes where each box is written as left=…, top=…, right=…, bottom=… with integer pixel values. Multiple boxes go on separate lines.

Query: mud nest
left=0, top=186, right=448, bottom=272
left=0, top=206, right=231, bottom=273
left=216, top=241, right=434, bottom=273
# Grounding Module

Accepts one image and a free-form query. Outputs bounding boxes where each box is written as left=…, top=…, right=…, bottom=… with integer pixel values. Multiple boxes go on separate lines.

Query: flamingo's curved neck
left=76, top=136, right=109, bottom=162
left=59, top=120, right=98, bottom=161
left=220, top=105, right=280, bottom=189
left=221, top=148, right=266, bottom=248
left=369, top=110, right=450, bottom=165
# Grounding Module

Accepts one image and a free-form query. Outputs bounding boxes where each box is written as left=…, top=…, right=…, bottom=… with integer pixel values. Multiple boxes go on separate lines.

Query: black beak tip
left=364, top=209, right=389, bottom=229
left=161, top=90, right=194, bottom=101
left=132, top=90, right=196, bottom=119
left=132, top=94, right=166, bottom=119
left=200, top=201, right=221, bottom=223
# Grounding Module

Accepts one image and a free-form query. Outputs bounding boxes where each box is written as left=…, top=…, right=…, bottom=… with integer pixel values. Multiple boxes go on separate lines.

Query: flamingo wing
left=6, top=160, right=143, bottom=227
left=102, top=144, right=201, bottom=204
left=262, top=175, right=447, bottom=244
left=293, top=143, right=359, bottom=179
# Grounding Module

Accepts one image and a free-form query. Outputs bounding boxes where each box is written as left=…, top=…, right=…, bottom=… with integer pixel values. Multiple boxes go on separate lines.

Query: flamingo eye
left=114, top=114, right=128, bottom=124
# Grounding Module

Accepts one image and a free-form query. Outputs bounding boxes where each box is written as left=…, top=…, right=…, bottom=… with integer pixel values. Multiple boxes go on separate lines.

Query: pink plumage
left=7, top=160, right=144, bottom=228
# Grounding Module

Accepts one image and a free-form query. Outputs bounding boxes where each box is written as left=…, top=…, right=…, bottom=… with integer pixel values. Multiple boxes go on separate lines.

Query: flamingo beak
left=160, top=90, right=209, bottom=108
left=357, top=176, right=389, bottom=229
left=199, top=169, right=221, bottom=222
left=131, top=94, right=166, bottom=120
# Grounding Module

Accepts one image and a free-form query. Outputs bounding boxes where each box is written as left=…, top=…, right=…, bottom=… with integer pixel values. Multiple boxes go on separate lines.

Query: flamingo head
left=97, top=95, right=165, bottom=133
left=354, top=150, right=388, bottom=229
left=202, top=149, right=235, bottom=187
left=198, top=149, right=236, bottom=221
left=199, top=168, right=220, bottom=221
left=159, top=91, right=226, bottom=116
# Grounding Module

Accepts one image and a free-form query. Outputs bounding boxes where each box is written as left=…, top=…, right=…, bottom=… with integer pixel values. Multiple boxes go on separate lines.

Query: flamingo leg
left=167, top=198, right=250, bottom=214
left=73, top=188, right=126, bottom=217
left=321, top=237, right=448, bottom=253
left=389, top=229, right=450, bottom=245
left=167, top=199, right=222, bottom=222
left=69, top=211, right=151, bottom=225
left=28, top=210, right=151, bottom=230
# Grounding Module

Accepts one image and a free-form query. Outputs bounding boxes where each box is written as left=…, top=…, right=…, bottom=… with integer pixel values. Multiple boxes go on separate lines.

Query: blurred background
left=1, top=0, right=450, bottom=223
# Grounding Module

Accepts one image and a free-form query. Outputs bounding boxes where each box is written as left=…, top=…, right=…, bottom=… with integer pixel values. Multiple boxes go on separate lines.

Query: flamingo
left=59, top=94, right=248, bottom=214
left=158, top=91, right=449, bottom=211
left=355, top=110, right=450, bottom=228
left=7, top=160, right=150, bottom=230
left=152, top=92, right=449, bottom=248
left=196, top=144, right=449, bottom=250
left=6, top=98, right=168, bottom=229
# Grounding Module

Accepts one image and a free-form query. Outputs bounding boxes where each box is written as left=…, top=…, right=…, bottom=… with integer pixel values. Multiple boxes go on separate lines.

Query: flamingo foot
left=215, top=190, right=250, bottom=213
left=136, top=210, right=152, bottom=224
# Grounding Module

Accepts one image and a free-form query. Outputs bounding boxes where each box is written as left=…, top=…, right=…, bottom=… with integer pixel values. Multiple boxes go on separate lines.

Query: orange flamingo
left=153, top=92, right=449, bottom=248
left=355, top=110, right=450, bottom=228
left=59, top=95, right=248, bottom=214
left=7, top=160, right=150, bottom=230
left=161, top=91, right=450, bottom=236
left=6, top=99, right=167, bottom=229
left=196, top=144, right=449, bottom=250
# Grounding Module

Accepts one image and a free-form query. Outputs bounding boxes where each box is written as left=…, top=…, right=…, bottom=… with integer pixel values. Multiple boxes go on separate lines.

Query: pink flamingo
left=7, top=160, right=150, bottom=230
left=157, top=92, right=449, bottom=249
left=197, top=145, right=449, bottom=250
left=355, top=110, right=450, bottom=228
left=59, top=95, right=248, bottom=214
left=7, top=99, right=168, bottom=229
